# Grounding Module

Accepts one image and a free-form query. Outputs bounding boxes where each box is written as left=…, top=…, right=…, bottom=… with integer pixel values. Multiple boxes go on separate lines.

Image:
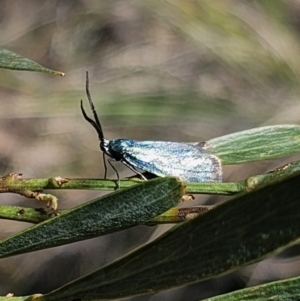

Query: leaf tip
left=30, top=294, right=44, bottom=301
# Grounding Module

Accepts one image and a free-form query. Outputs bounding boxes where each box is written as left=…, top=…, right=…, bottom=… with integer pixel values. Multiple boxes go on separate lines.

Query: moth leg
left=103, top=152, right=108, bottom=179
left=121, top=159, right=148, bottom=181
left=107, top=158, right=120, bottom=188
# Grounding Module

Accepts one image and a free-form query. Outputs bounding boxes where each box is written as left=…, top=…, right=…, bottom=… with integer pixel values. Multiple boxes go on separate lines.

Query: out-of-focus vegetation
left=1, top=0, right=300, bottom=300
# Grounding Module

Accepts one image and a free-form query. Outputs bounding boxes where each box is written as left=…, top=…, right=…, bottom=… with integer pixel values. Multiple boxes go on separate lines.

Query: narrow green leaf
left=0, top=48, right=65, bottom=76
left=0, top=297, right=30, bottom=301
left=43, top=173, right=300, bottom=301
left=205, top=125, right=300, bottom=164
left=202, top=275, right=300, bottom=301
left=0, top=177, right=184, bottom=258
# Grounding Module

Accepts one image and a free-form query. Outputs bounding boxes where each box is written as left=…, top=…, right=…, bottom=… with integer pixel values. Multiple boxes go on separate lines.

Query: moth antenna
left=81, top=72, right=110, bottom=180
left=82, top=71, right=106, bottom=143
left=80, top=100, right=100, bottom=132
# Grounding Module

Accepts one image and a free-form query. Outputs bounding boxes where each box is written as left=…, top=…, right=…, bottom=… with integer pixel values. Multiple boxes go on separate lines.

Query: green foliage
left=207, top=125, right=300, bottom=164
left=0, top=48, right=64, bottom=76
left=0, top=177, right=184, bottom=257
left=203, top=275, right=300, bottom=301
left=41, top=173, right=300, bottom=301
left=0, top=121, right=299, bottom=300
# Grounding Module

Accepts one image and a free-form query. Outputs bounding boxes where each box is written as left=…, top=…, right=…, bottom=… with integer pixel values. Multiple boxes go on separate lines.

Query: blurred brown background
left=1, top=0, right=300, bottom=300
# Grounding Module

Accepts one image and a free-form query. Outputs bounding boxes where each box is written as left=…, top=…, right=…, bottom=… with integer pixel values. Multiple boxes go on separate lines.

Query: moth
left=81, top=72, right=222, bottom=183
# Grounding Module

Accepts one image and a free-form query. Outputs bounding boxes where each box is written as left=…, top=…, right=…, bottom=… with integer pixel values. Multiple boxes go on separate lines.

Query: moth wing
left=122, top=141, right=222, bottom=182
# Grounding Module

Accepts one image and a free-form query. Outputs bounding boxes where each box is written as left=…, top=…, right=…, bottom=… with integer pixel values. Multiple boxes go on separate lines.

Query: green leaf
left=42, top=172, right=300, bottom=301
left=0, top=48, right=65, bottom=76
left=0, top=177, right=184, bottom=258
left=202, top=275, right=300, bottom=301
left=205, top=125, right=300, bottom=164
left=0, top=297, right=30, bottom=301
